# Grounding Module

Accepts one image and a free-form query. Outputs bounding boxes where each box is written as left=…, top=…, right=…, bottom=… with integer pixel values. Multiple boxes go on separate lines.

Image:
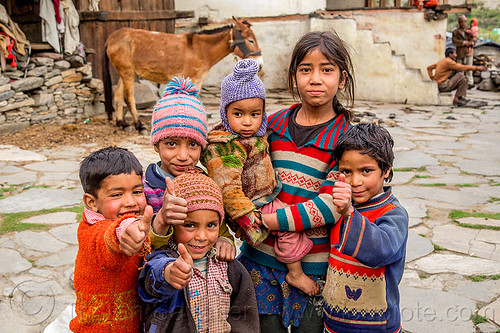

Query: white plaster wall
left=174, top=2, right=447, bottom=104
left=201, top=18, right=311, bottom=90
left=352, top=11, right=447, bottom=81
left=175, top=0, right=326, bottom=21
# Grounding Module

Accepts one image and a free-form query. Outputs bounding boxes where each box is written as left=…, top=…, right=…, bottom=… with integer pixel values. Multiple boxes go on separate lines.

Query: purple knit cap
left=220, top=59, right=267, bottom=137
left=150, top=77, right=208, bottom=148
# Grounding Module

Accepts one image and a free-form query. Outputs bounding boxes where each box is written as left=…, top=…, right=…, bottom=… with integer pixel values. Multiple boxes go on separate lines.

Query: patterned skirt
left=239, top=255, right=324, bottom=328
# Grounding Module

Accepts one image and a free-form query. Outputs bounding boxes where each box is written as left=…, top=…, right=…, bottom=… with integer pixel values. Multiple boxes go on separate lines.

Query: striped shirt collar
left=267, top=104, right=349, bottom=150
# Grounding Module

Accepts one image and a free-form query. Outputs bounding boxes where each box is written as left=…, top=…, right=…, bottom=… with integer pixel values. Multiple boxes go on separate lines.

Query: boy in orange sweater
left=70, top=146, right=153, bottom=332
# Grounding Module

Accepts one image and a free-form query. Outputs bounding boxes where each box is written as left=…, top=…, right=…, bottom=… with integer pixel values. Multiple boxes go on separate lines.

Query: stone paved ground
left=0, top=88, right=499, bottom=332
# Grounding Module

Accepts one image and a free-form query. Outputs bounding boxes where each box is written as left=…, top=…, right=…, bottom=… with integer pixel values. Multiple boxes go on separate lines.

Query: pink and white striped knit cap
left=150, top=77, right=208, bottom=148
left=173, top=168, right=224, bottom=223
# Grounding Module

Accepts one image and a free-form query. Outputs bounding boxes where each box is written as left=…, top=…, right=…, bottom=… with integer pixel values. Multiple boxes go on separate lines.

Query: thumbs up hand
left=163, top=243, right=194, bottom=289
left=119, top=206, right=153, bottom=256
left=153, top=177, right=189, bottom=235
left=332, top=174, right=354, bottom=218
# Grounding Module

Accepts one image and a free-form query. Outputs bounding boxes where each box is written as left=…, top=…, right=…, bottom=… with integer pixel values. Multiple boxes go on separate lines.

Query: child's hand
left=215, top=237, right=236, bottom=261
left=120, top=205, right=153, bottom=256
left=163, top=243, right=193, bottom=289
left=332, top=174, right=354, bottom=218
left=154, top=177, right=188, bottom=234
left=250, top=211, right=262, bottom=226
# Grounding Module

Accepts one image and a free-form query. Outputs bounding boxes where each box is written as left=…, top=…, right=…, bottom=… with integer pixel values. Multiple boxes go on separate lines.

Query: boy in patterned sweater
left=143, top=77, right=234, bottom=259
left=324, top=124, right=409, bottom=332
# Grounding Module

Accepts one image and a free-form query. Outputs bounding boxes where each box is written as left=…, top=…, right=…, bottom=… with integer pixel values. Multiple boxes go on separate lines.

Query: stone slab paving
left=400, top=285, right=477, bottom=333
left=0, top=188, right=83, bottom=213
left=0, top=89, right=498, bottom=332
left=20, top=211, right=78, bottom=225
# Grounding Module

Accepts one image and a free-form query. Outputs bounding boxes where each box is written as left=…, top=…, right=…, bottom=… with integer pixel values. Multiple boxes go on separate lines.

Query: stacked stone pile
left=475, top=68, right=500, bottom=92
left=0, top=55, right=104, bottom=134
left=473, top=55, right=500, bottom=92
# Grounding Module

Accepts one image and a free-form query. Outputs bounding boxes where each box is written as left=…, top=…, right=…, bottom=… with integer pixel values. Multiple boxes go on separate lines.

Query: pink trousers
left=260, top=199, right=313, bottom=264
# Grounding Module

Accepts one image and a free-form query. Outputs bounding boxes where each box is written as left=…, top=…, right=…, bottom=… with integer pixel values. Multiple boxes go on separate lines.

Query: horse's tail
left=102, top=45, right=114, bottom=121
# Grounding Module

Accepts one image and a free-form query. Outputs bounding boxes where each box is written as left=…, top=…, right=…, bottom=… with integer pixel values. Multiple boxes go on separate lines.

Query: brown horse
left=103, top=17, right=263, bottom=134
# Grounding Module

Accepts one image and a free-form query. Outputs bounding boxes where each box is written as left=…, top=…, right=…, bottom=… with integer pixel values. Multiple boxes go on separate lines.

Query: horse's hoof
left=116, top=120, right=129, bottom=129
left=138, top=129, right=148, bottom=136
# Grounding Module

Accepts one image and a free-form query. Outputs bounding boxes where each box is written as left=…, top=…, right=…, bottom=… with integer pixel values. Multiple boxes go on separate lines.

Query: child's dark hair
left=333, top=124, right=394, bottom=182
left=288, top=30, right=355, bottom=122
left=79, top=146, right=143, bottom=197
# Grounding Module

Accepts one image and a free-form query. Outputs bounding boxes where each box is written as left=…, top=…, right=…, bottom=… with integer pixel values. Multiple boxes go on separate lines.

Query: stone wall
left=0, top=56, right=104, bottom=134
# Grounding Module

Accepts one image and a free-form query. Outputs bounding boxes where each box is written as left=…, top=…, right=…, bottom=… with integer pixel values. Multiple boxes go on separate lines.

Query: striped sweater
left=323, top=187, right=408, bottom=333
left=240, top=104, right=350, bottom=276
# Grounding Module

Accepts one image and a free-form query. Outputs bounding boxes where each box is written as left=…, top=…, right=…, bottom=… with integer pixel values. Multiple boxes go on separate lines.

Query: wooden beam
left=79, top=10, right=194, bottom=22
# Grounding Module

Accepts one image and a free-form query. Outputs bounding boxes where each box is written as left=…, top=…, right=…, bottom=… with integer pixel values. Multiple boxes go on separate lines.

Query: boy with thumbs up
left=71, top=146, right=153, bottom=332
left=139, top=168, right=259, bottom=333
left=143, top=77, right=235, bottom=260
left=322, top=124, right=409, bottom=333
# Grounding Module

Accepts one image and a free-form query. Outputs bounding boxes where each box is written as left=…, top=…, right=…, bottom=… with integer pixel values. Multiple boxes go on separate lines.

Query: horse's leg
left=114, top=78, right=130, bottom=130
left=121, top=71, right=147, bottom=135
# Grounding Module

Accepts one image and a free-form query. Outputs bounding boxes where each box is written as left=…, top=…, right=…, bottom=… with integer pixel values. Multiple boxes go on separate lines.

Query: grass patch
left=0, top=205, right=84, bottom=234
left=469, top=274, right=500, bottom=282
left=414, top=175, right=431, bottom=179
left=418, top=272, right=429, bottom=279
left=393, top=166, right=427, bottom=172
left=459, top=223, right=500, bottom=231
left=488, top=197, right=500, bottom=203
left=420, top=183, right=447, bottom=187
left=491, top=183, right=500, bottom=187
left=0, top=186, right=16, bottom=199
left=418, top=233, right=426, bottom=237
left=456, top=184, right=479, bottom=188
left=449, top=210, right=500, bottom=222
left=470, top=314, right=488, bottom=325
left=432, top=243, right=445, bottom=251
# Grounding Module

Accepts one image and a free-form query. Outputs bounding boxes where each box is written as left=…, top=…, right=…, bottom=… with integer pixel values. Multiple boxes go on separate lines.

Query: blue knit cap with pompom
left=220, top=59, right=267, bottom=137
left=150, top=76, right=208, bottom=148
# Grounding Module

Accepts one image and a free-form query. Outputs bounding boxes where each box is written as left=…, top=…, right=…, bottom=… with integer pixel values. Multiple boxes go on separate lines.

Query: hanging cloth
left=40, top=0, right=60, bottom=53
left=62, top=0, right=80, bottom=55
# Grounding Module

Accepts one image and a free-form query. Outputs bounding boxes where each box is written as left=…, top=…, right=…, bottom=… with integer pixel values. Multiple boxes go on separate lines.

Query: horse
left=103, top=17, right=263, bottom=134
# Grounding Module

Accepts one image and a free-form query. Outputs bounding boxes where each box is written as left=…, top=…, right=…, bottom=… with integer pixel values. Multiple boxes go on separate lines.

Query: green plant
left=456, top=184, right=479, bottom=187
left=469, top=274, right=500, bottom=282
left=418, top=272, right=429, bottom=279
left=414, top=175, right=431, bottom=179
left=470, top=314, right=488, bottom=325
left=0, top=205, right=84, bottom=234
left=459, top=223, right=500, bottom=231
left=488, top=197, right=500, bottom=203
left=393, top=166, right=427, bottom=172
left=420, top=183, right=447, bottom=187
left=433, top=243, right=445, bottom=251
left=449, top=210, right=500, bottom=221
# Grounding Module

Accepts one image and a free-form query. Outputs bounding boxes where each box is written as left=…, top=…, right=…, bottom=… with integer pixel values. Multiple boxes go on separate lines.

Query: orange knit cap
left=471, top=18, right=478, bottom=26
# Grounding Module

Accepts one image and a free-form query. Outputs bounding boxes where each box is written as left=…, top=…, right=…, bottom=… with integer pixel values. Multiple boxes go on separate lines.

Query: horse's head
left=231, top=17, right=263, bottom=71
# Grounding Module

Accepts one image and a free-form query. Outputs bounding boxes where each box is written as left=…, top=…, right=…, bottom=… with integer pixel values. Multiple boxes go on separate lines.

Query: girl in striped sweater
left=237, top=31, right=355, bottom=332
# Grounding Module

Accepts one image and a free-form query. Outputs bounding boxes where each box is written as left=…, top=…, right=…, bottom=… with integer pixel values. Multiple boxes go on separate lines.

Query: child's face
left=338, top=150, right=390, bottom=205
left=84, top=173, right=147, bottom=220
left=155, top=137, right=202, bottom=177
left=294, top=48, right=346, bottom=110
left=226, top=98, right=264, bottom=138
left=173, top=209, right=220, bottom=260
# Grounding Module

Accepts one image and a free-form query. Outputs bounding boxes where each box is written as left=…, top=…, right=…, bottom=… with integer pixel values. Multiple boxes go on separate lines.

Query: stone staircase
left=353, top=28, right=440, bottom=105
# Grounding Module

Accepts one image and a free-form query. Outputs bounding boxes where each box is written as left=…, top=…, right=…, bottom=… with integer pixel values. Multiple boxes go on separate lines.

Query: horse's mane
left=195, top=25, right=232, bottom=35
